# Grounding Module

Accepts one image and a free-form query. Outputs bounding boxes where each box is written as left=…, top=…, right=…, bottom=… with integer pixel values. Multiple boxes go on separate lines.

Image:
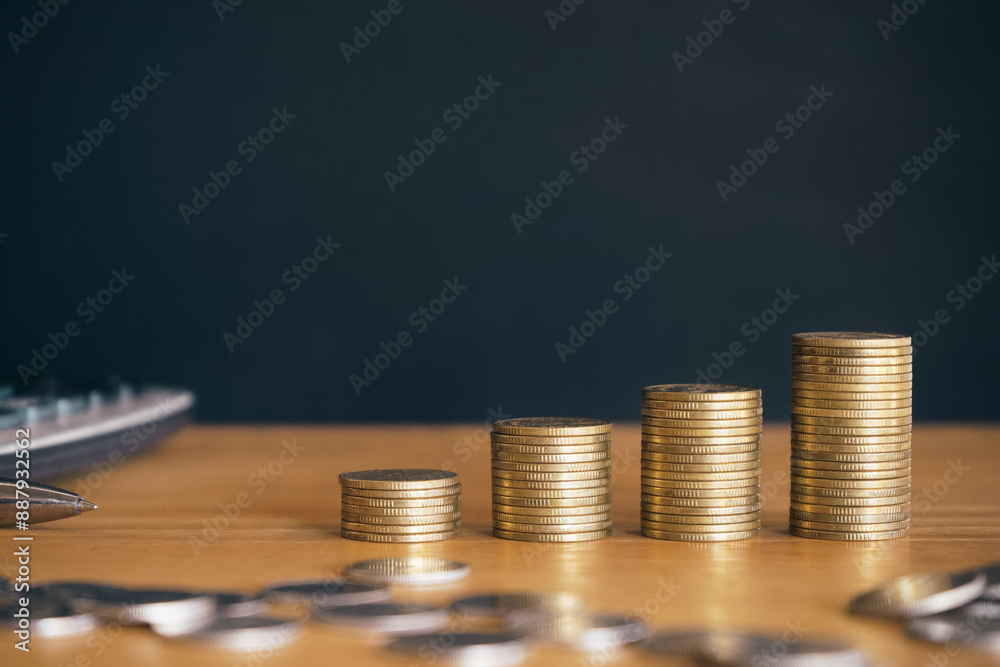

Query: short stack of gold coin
left=491, top=417, right=613, bottom=542
left=790, top=332, right=912, bottom=541
left=640, top=384, right=763, bottom=542
left=339, top=469, right=461, bottom=543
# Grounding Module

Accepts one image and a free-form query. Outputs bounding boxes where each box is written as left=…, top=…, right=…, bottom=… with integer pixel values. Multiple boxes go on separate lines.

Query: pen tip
left=78, top=500, right=98, bottom=513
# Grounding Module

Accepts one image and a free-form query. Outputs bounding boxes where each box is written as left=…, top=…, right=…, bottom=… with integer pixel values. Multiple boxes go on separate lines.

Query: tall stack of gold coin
left=789, top=332, right=912, bottom=541
left=640, top=385, right=763, bottom=541
left=491, top=418, right=613, bottom=542
left=339, top=469, right=461, bottom=543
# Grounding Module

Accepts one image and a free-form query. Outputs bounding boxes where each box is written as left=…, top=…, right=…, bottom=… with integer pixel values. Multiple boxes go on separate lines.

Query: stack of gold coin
left=339, top=470, right=461, bottom=543
left=640, top=384, right=762, bottom=542
left=789, top=332, right=912, bottom=541
left=491, top=418, right=613, bottom=542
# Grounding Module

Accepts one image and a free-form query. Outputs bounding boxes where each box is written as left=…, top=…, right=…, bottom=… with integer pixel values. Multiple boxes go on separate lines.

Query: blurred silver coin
left=77, top=589, right=217, bottom=626
left=166, top=615, right=302, bottom=652
left=30, top=582, right=129, bottom=608
left=959, top=563, right=1000, bottom=601
left=755, top=639, right=868, bottom=666
left=906, top=600, right=1000, bottom=648
left=506, top=610, right=649, bottom=652
left=0, top=598, right=98, bottom=638
left=849, top=570, right=987, bottom=618
left=313, top=602, right=450, bottom=636
left=641, top=630, right=775, bottom=664
left=450, top=592, right=585, bottom=624
left=343, top=557, right=470, bottom=586
left=386, top=631, right=528, bottom=667
left=0, top=577, right=12, bottom=593
left=260, top=579, right=390, bottom=608
left=207, top=592, right=269, bottom=617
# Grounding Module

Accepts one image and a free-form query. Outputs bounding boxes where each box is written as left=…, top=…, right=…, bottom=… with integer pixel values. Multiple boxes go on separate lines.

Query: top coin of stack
left=789, top=332, right=912, bottom=541
left=640, top=384, right=763, bottom=542
left=339, top=470, right=461, bottom=543
left=491, top=418, right=613, bottom=542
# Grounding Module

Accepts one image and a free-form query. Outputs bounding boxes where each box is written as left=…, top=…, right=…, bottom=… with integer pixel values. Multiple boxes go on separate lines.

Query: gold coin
left=641, top=416, right=763, bottom=428
left=792, top=344, right=913, bottom=357
left=793, top=415, right=912, bottom=427
left=493, top=503, right=612, bottom=516
left=641, top=408, right=763, bottom=420
left=641, top=478, right=758, bottom=491
left=791, top=397, right=912, bottom=410
left=492, top=450, right=609, bottom=463
left=492, top=417, right=611, bottom=436
left=791, top=433, right=910, bottom=446
left=790, top=332, right=911, bottom=348
left=640, top=485, right=760, bottom=498
left=492, top=528, right=613, bottom=542
left=341, top=520, right=460, bottom=534
left=790, top=510, right=909, bottom=524
left=640, top=451, right=760, bottom=465
left=642, top=519, right=760, bottom=533
left=642, top=426, right=762, bottom=438
left=343, top=485, right=461, bottom=500
left=341, top=528, right=460, bottom=543
left=493, top=519, right=613, bottom=534
left=491, top=460, right=611, bottom=473
left=642, top=468, right=760, bottom=482
left=640, top=494, right=759, bottom=508
left=490, top=494, right=612, bottom=508
left=791, top=475, right=910, bottom=489
left=792, top=374, right=912, bottom=387
left=640, top=502, right=761, bottom=515
left=492, top=486, right=608, bottom=498
left=790, top=484, right=909, bottom=498
left=789, top=526, right=908, bottom=541
left=792, top=354, right=913, bottom=366
left=791, top=388, right=912, bottom=401
left=789, top=518, right=910, bottom=532
left=789, top=493, right=911, bottom=507
left=492, top=512, right=612, bottom=525
left=341, top=511, right=463, bottom=525
left=791, top=363, right=913, bottom=376
left=642, top=442, right=760, bottom=456
left=791, top=407, right=912, bottom=420
left=640, top=511, right=760, bottom=525
left=341, top=502, right=460, bottom=516
left=491, top=469, right=610, bottom=482
left=792, top=424, right=911, bottom=436
left=791, top=449, right=910, bottom=463
left=789, top=501, right=910, bottom=515
left=491, top=477, right=609, bottom=490
left=640, top=460, right=760, bottom=474
left=339, top=494, right=461, bottom=508
left=642, top=398, right=762, bottom=411
left=642, top=384, right=761, bottom=401
left=491, top=442, right=609, bottom=455
left=490, top=433, right=611, bottom=446
left=791, top=467, right=910, bottom=481
left=641, top=434, right=761, bottom=446
left=641, top=528, right=758, bottom=541
left=790, top=457, right=910, bottom=472
left=338, top=469, right=458, bottom=491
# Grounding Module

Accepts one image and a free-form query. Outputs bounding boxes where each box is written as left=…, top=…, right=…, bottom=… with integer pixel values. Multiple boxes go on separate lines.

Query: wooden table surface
left=3, top=424, right=999, bottom=666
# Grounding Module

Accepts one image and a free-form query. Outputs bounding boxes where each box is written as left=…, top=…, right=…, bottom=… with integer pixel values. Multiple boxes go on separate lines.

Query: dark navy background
left=3, top=1, right=998, bottom=421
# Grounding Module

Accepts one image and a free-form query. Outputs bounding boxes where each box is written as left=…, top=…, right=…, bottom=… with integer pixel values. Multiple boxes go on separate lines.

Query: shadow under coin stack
left=491, top=418, right=613, bottom=542
left=640, top=384, right=763, bottom=542
left=339, top=469, right=461, bottom=543
left=789, top=332, right=912, bottom=541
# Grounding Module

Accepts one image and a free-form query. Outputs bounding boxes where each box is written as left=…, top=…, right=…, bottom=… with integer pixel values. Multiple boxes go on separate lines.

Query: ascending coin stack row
left=339, top=470, right=462, bottom=543
left=641, top=384, right=763, bottom=542
left=491, top=418, right=613, bottom=542
left=789, top=332, right=912, bottom=541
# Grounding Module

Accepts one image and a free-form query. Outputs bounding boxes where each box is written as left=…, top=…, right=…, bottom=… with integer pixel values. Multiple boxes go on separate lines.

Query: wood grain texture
left=2, top=424, right=998, bottom=667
